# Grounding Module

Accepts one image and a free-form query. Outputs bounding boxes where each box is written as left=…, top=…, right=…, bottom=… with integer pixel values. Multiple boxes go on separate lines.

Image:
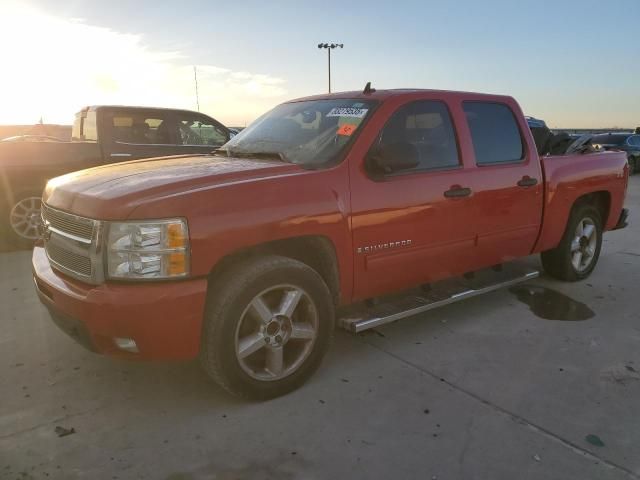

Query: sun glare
left=0, top=3, right=287, bottom=126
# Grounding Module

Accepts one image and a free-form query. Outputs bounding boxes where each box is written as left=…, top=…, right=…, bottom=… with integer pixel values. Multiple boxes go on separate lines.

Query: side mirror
left=368, top=142, right=419, bottom=174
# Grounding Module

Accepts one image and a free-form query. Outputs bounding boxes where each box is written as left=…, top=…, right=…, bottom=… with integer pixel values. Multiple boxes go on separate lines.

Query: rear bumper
left=32, top=245, right=208, bottom=360
left=613, top=208, right=629, bottom=230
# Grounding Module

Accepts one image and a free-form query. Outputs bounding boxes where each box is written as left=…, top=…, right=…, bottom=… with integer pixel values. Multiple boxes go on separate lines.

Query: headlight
left=107, top=219, right=190, bottom=280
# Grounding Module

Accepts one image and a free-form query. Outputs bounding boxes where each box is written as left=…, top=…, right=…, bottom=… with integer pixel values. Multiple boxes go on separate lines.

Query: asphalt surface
left=1, top=176, right=639, bottom=480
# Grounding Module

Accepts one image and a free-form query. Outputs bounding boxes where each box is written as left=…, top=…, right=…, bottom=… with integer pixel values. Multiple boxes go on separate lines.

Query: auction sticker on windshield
left=337, top=124, right=358, bottom=136
left=327, top=107, right=369, bottom=118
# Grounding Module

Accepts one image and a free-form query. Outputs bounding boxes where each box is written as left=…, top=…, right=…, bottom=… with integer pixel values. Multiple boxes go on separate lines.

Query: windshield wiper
left=214, top=148, right=293, bottom=164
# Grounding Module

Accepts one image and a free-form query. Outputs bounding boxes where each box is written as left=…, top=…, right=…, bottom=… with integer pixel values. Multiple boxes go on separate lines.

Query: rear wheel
left=200, top=255, right=334, bottom=400
left=541, top=204, right=602, bottom=281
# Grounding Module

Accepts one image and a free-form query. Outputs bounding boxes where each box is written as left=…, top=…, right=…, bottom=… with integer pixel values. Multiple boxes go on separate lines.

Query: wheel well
left=573, top=191, right=611, bottom=226
left=207, top=236, right=341, bottom=305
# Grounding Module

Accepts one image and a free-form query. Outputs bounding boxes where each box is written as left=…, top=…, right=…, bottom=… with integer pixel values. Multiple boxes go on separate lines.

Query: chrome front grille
left=46, top=243, right=92, bottom=277
left=42, top=204, right=94, bottom=242
left=42, top=205, right=103, bottom=283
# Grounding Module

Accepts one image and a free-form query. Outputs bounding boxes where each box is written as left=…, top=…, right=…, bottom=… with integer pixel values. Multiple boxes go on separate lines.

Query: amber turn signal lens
left=167, top=252, right=187, bottom=276
left=167, top=222, right=187, bottom=249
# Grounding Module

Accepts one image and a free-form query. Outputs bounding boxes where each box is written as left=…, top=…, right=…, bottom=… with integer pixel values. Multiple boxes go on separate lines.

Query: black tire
left=541, top=204, right=603, bottom=282
left=2, top=191, right=43, bottom=250
left=200, top=255, right=335, bottom=400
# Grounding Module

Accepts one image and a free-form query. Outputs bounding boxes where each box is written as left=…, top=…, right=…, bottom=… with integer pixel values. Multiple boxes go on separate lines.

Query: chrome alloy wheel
left=571, top=217, right=597, bottom=272
left=235, top=285, right=319, bottom=381
left=9, top=197, right=42, bottom=240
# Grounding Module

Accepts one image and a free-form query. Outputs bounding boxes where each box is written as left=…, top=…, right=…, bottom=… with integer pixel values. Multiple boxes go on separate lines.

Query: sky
left=0, top=0, right=638, bottom=128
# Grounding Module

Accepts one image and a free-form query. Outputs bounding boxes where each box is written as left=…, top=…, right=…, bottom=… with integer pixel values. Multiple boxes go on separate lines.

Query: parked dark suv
left=591, top=133, right=640, bottom=174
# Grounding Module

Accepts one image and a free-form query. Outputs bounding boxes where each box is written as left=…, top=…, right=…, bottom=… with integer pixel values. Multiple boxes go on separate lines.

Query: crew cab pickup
left=1, top=105, right=230, bottom=245
left=32, top=88, right=630, bottom=399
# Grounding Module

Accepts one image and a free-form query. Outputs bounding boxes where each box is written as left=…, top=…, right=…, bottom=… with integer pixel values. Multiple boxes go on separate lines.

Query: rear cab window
left=463, top=102, right=524, bottom=165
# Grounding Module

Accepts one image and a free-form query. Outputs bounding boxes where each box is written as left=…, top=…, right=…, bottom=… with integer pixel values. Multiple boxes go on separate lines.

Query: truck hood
left=44, top=154, right=302, bottom=219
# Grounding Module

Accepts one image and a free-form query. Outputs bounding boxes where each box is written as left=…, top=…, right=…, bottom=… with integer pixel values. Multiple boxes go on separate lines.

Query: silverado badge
left=357, top=240, right=412, bottom=254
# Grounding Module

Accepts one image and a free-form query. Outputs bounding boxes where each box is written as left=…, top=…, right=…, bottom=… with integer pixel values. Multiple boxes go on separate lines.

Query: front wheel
left=541, top=204, right=603, bottom=281
left=4, top=194, right=42, bottom=249
left=200, top=255, right=335, bottom=400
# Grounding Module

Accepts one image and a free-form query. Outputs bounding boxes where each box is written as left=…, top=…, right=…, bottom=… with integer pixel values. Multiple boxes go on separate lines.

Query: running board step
left=338, top=263, right=540, bottom=333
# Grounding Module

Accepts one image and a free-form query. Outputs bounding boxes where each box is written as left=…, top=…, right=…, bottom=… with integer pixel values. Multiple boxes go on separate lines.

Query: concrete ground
left=1, top=177, right=639, bottom=480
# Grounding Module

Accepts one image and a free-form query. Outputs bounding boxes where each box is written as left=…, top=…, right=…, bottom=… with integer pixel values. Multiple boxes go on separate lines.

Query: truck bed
left=535, top=150, right=628, bottom=253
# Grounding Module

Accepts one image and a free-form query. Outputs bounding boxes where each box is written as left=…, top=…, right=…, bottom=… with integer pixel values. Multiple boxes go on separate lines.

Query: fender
left=127, top=162, right=355, bottom=302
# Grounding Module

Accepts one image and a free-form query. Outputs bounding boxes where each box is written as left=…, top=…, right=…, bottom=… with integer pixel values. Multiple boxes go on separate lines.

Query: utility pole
left=317, top=43, right=343, bottom=93
left=193, top=66, right=200, bottom=112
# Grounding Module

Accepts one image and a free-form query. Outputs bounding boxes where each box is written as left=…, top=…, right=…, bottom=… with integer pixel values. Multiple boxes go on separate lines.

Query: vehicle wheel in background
left=200, top=255, right=335, bottom=400
left=628, top=156, right=636, bottom=175
left=541, top=204, right=602, bottom=282
left=5, top=193, right=42, bottom=249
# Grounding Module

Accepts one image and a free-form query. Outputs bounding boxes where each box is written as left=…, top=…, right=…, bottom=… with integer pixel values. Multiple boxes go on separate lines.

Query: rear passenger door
left=462, top=101, right=543, bottom=265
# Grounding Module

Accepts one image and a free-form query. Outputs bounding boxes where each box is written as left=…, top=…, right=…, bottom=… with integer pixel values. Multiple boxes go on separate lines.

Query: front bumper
left=32, top=245, right=208, bottom=360
left=613, top=208, right=629, bottom=230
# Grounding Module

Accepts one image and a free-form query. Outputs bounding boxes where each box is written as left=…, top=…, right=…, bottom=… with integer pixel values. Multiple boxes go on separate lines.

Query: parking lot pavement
left=1, top=177, right=639, bottom=480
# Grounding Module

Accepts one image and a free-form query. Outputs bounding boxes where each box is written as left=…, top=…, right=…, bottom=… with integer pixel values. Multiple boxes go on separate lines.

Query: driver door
left=349, top=99, right=479, bottom=300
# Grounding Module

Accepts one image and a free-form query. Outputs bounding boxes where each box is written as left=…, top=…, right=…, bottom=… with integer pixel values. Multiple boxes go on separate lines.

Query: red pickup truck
left=32, top=87, right=629, bottom=399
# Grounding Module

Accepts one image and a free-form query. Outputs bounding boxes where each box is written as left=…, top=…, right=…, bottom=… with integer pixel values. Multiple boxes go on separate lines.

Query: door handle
left=110, top=153, right=132, bottom=158
left=517, top=176, right=538, bottom=187
left=444, top=186, right=472, bottom=198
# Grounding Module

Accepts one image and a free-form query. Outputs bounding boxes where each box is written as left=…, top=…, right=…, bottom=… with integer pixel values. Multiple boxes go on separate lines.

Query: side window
left=177, top=116, right=228, bottom=147
left=82, top=112, right=98, bottom=142
left=376, top=100, right=460, bottom=173
left=71, top=111, right=97, bottom=142
left=111, top=114, right=170, bottom=145
left=463, top=102, right=524, bottom=165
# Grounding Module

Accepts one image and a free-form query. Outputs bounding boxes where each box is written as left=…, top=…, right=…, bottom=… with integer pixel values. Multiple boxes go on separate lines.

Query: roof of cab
left=77, top=105, right=203, bottom=114
left=287, top=88, right=514, bottom=103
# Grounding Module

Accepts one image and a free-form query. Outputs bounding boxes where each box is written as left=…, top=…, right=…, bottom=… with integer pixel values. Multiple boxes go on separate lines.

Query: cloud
left=0, top=3, right=288, bottom=126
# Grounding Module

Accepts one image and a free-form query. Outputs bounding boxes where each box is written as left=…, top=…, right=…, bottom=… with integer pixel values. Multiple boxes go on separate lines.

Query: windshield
left=591, top=134, right=628, bottom=145
left=221, top=99, right=376, bottom=166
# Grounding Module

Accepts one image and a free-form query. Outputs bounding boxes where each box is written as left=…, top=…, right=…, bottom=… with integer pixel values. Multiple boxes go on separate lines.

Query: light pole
left=317, top=43, right=343, bottom=93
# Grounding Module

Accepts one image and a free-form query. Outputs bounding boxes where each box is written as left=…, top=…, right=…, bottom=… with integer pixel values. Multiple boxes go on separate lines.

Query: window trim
left=366, top=99, right=463, bottom=180
left=462, top=100, right=526, bottom=167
